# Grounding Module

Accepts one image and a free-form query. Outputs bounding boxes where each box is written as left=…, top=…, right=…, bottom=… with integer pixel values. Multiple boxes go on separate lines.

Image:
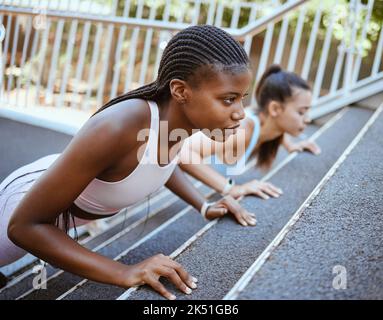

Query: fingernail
left=169, top=294, right=176, bottom=300
left=192, top=277, right=198, bottom=283
left=190, top=282, right=197, bottom=289
left=185, top=287, right=192, bottom=294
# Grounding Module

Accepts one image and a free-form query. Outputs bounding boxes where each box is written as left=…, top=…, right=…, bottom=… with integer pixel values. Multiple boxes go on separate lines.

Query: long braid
left=91, top=25, right=249, bottom=117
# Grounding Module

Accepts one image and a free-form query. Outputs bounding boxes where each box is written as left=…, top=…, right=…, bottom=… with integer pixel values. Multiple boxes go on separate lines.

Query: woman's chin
left=212, top=135, right=226, bottom=142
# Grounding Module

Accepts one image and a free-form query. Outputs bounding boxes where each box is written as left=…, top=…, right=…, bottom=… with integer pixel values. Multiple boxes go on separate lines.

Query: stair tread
left=2, top=106, right=372, bottom=300
left=124, top=107, right=373, bottom=300
left=236, top=107, right=383, bottom=300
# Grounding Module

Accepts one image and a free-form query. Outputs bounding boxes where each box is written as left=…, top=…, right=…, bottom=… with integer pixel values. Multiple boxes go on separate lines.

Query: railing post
left=344, top=0, right=358, bottom=94
left=0, top=23, right=5, bottom=100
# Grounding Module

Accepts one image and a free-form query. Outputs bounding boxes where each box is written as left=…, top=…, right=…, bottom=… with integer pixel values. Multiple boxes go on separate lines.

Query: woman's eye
left=223, top=97, right=236, bottom=105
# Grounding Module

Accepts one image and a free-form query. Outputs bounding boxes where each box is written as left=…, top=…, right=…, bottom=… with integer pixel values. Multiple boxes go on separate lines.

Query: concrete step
left=231, top=105, right=383, bottom=300
left=120, top=106, right=373, bottom=300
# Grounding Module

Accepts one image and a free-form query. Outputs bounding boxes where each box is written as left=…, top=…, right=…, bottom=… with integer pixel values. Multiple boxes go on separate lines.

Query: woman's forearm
left=165, top=165, right=208, bottom=211
left=179, top=162, right=227, bottom=194
left=8, top=223, right=129, bottom=287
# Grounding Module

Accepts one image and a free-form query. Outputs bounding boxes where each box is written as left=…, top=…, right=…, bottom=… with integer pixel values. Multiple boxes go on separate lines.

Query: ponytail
left=254, top=64, right=310, bottom=169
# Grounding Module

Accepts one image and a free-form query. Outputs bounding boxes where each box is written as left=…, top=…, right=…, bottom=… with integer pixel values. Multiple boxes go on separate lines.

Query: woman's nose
left=232, top=103, right=245, bottom=121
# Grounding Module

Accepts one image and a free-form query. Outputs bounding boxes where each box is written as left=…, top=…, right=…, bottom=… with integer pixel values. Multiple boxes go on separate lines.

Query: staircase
left=0, top=0, right=382, bottom=300
left=1, top=98, right=382, bottom=300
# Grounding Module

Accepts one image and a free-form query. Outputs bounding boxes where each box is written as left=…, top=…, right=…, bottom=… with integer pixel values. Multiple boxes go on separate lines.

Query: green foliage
left=113, top=0, right=382, bottom=57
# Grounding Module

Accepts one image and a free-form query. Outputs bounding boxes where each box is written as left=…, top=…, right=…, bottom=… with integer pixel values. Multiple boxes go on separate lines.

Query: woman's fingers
left=307, top=142, right=321, bottom=155
left=147, top=275, right=176, bottom=300
left=219, top=196, right=256, bottom=226
left=300, top=140, right=321, bottom=155
left=242, top=211, right=257, bottom=226
left=138, top=254, right=198, bottom=300
left=246, top=181, right=283, bottom=199
left=263, top=185, right=281, bottom=198
left=163, top=267, right=193, bottom=295
left=254, top=189, right=270, bottom=199
left=205, top=196, right=257, bottom=226
left=168, top=260, right=198, bottom=290
left=265, top=183, right=283, bottom=195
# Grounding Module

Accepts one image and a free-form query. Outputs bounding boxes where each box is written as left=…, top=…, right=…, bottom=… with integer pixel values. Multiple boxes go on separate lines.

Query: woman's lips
left=224, top=124, right=240, bottom=136
left=225, top=124, right=240, bottom=130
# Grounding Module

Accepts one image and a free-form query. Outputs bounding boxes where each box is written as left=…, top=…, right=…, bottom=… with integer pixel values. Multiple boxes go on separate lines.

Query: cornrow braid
left=91, top=24, right=249, bottom=117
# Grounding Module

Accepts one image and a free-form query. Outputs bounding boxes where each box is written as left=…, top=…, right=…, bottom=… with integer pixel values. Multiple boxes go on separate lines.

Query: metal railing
left=0, top=0, right=382, bottom=120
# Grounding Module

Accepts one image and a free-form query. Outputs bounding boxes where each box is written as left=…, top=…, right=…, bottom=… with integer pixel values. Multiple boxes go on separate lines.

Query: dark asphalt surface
left=126, top=107, right=372, bottom=300
left=0, top=117, right=72, bottom=181
left=237, top=109, right=383, bottom=300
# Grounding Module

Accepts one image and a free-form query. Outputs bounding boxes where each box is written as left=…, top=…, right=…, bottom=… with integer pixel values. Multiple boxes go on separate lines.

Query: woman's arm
left=179, top=131, right=282, bottom=201
left=7, top=101, right=196, bottom=300
left=8, top=119, right=132, bottom=286
left=166, top=165, right=256, bottom=226
left=179, top=132, right=229, bottom=194
left=180, top=161, right=228, bottom=194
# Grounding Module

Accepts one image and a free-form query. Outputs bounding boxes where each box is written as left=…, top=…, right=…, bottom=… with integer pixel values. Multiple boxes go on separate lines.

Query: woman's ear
left=268, top=101, right=283, bottom=117
left=169, top=79, right=189, bottom=104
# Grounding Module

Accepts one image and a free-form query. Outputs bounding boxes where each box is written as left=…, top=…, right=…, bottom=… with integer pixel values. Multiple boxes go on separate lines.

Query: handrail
left=0, top=0, right=309, bottom=40
left=232, top=0, right=308, bottom=39
left=0, top=0, right=381, bottom=120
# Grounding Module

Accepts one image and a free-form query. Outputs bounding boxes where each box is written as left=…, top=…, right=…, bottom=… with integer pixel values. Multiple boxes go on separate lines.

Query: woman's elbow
left=7, top=218, right=27, bottom=246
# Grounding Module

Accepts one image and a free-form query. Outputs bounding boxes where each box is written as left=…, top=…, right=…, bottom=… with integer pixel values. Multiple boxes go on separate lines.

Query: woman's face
left=183, top=68, right=252, bottom=142
left=275, top=88, right=312, bottom=137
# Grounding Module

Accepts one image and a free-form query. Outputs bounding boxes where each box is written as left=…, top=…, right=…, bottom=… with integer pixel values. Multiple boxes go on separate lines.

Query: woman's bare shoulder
left=86, top=98, right=151, bottom=132
left=77, top=98, right=151, bottom=156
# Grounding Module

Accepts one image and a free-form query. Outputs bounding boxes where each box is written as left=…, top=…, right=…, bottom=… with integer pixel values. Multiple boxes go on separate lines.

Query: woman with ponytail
left=179, top=65, right=321, bottom=200
left=0, top=25, right=256, bottom=299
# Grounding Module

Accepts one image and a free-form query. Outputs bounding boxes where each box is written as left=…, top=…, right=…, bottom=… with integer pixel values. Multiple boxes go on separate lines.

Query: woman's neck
left=257, top=112, right=284, bottom=145
left=156, top=99, right=196, bottom=160
left=157, top=99, right=195, bottom=138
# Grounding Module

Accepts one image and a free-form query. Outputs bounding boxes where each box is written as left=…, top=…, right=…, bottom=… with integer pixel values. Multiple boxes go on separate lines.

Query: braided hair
left=91, top=24, right=250, bottom=117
